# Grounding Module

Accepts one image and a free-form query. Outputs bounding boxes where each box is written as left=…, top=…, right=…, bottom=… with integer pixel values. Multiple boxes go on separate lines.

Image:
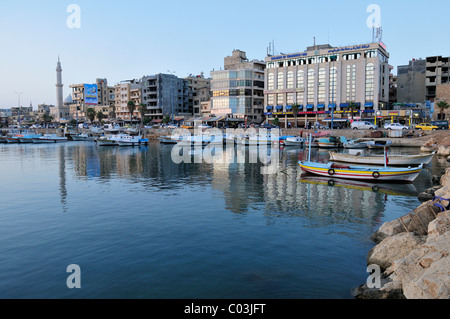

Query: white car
left=351, top=121, right=378, bottom=130
left=384, top=123, right=409, bottom=130
left=198, top=124, right=212, bottom=129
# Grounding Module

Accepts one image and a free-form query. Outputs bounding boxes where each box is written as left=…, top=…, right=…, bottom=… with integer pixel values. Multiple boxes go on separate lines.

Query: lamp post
left=15, top=92, right=23, bottom=124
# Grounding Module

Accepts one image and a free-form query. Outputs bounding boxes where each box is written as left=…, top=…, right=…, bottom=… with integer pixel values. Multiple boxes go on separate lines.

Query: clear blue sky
left=1, top=0, right=449, bottom=107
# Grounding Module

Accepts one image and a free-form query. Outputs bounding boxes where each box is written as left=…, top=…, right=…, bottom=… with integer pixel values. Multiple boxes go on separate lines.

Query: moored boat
left=283, top=136, right=304, bottom=147
left=71, top=133, right=96, bottom=141
left=329, top=151, right=435, bottom=166
left=18, top=133, right=42, bottom=143
left=116, top=135, right=149, bottom=146
left=317, top=136, right=344, bottom=148
left=298, top=161, right=423, bottom=182
left=366, top=140, right=392, bottom=149
left=343, top=139, right=369, bottom=149
left=32, top=134, right=68, bottom=143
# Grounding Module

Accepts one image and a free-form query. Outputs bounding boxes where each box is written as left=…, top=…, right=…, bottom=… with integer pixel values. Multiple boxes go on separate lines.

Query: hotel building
left=264, top=42, right=390, bottom=126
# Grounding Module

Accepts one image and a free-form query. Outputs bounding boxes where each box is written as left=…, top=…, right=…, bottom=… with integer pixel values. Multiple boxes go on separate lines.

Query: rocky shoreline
left=353, top=166, right=450, bottom=299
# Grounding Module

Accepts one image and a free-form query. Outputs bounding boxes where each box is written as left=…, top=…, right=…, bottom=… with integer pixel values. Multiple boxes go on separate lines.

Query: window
left=277, top=72, right=284, bottom=90
left=268, top=94, right=275, bottom=106
left=365, top=63, right=375, bottom=102
left=318, top=68, right=326, bottom=103
left=287, top=93, right=294, bottom=105
left=346, top=65, right=356, bottom=102
left=287, top=71, right=294, bottom=89
left=307, top=69, right=315, bottom=104
left=277, top=93, right=284, bottom=105
left=268, top=73, right=274, bottom=90
left=297, top=70, right=304, bottom=90
left=329, top=66, right=337, bottom=103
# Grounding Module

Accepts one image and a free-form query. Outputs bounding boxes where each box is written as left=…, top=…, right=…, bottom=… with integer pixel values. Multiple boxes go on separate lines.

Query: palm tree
left=139, top=103, right=147, bottom=126
left=86, top=107, right=96, bottom=123
left=436, top=101, right=449, bottom=120
left=162, top=115, right=171, bottom=125
left=272, top=116, right=280, bottom=127
left=96, top=111, right=104, bottom=123
left=348, top=102, right=358, bottom=121
left=291, top=103, right=300, bottom=128
left=127, top=100, right=136, bottom=125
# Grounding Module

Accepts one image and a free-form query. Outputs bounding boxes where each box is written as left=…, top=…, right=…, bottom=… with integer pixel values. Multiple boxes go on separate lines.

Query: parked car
left=351, top=121, right=377, bottom=130
left=181, top=124, right=194, bottom=129
left=260, top=124, right=278, bottom=129
left=328, top=122, right=343, bottom=129
left=415, top=123, right=438, bottom=131
left=198, top=124, right=212, bottom=129
left=430, top=120, right=449, bottom=130
left=384, top=123, right=409, bottom=130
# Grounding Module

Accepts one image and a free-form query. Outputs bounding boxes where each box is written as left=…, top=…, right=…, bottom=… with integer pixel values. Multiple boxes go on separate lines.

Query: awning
left=340, top=103, right=349, bottom=108
left=317, top=104, right=325, bottom=109
left=328, top=104, right=336, bottom=109
left=173, top=116, right=185, bottom=121
left=207, top=116, right=225, bottom=122
left=365, top=102, right=374, bottom=107
left=152, top=119, right=163, bottom=123
left=276, top=105, right=283, bottom=110
left=266, top=106, right=273, bottom=110
left=306, top=104, right=314, bottom=109
left=285, top=105, right=292, bottom=110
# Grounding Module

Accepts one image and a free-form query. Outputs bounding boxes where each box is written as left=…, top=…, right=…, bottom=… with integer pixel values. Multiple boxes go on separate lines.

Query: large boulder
left=367, top=232, right=425, bottom=271
left=391, top=231, right=450, bottom=299
left=428, top=210, right=450, bottom=240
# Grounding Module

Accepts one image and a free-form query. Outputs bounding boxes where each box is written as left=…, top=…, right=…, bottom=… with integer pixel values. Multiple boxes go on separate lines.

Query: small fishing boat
left=0, top=136, right=6, bottom=143
left=299, top=161, right=423, bottom=182
left=116, top=135, right=149, bottom=146
left=343, top=138, right=369, bottom=149
left=366, top=140, right=392, bottom=149
left=158, top=136, right=179, bottom=144
left=317, top=136, right=344, bottom=148
left=18, top=133, right=42, bottom=143
left=282, top=136, right=304, bottom=147
left=96, top=134, right=127, bottom=146
left=32, top=134, right=68, bottom=143
left=329, top=151, right=435, bottom=166
left=71, top=133, right=96, bottom=141
left=4, top=135, right=21, bottom=143
left=299, top=134, right=423, bottom=182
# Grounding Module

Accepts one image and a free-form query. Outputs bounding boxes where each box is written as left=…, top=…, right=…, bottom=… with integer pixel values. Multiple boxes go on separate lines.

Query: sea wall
left=354, top=168, right=450, bottom=299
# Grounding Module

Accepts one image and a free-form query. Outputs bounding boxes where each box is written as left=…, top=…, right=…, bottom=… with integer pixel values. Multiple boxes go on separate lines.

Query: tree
left=162, top=115, right=171, bottom=124
left=43, top=113, right=53, bottom=124
left=86, top=108, right=96, bottom=123
left=436, top=101, right=449, bottom=120
left=127, top=100, right=136, bottom=124
left=96, top=111, right=105, bottom=123
left=272, top=116, right=280, bottom=127
left=291, top=103, right=300, bottom=128
left=348, top=102, right=358, bottom=121
left=139, top=103, right=147, bottom=126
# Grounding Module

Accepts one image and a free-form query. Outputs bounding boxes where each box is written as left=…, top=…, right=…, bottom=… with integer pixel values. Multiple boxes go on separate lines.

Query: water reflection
left=64, top=142, right=439, bottom=230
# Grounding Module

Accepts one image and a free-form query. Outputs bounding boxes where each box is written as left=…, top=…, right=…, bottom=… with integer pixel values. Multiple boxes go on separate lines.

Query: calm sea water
left=0, top=141, right=446, bottom=299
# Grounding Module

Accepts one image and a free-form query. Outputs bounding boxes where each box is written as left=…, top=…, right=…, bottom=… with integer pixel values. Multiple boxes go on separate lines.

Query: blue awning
left=363, top=110, right=375, bottom=113
left=285, top=105, right=292, bottom=110
left=365, top=102, right=374, bottom=107
left=340, top=103, right=349, bottom=108
left=266, top=106, right=273, bottom=110
left=328, top=104, right=336, bottom=109
left=306, top=104, right=314, bottom=109
left=317, top=104, right=325, bottom=109
left=276, top=105, right=283, bottom=110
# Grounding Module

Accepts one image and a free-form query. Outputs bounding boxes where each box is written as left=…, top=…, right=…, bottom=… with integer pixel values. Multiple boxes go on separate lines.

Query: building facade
left=114, top=80, right=141, bottom=121
left=264, top=42, right=390, bottom=126
left=210, top=50, right=265, bottom=123
left=426, top=56, right=450, bottom=102
left=141, top=74, right=190, bottom=123
left=184, top=74, right=211, bottom=117
left=397, top=59, right=426, bottom=104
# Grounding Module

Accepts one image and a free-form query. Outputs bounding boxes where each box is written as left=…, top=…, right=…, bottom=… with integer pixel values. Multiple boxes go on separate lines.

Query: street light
left=15, top=92, right=23, bottom=124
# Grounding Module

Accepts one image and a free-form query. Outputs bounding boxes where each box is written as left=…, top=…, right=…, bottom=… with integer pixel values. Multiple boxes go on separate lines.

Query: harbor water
left=0, top=141, right=446, bottom=299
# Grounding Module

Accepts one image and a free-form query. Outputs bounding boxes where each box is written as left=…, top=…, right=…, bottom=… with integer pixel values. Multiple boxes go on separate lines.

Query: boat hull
left=97, top=139, right=118, bottom=146
left=32, top=138, right=67, bottom=143
left=329, top=151, right=435, bottom=166
left=18, top=138, right=35, bottom=143
left=5, top=138, right=20, bottom=143
left=299, top=161, right=422, bottom=182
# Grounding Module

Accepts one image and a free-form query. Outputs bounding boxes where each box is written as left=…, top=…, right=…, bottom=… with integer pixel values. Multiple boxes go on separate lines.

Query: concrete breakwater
left=353, top=168, right=450, bottom=299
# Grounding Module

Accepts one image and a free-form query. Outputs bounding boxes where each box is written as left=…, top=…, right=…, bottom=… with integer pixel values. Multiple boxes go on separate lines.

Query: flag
left=385, top=149, right=389, bottom=165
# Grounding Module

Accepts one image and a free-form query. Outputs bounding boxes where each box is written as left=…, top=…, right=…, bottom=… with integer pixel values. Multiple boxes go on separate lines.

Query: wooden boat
left=299, top=133, right=423, bottom=182
left=32, top=134, right=68, bottom=143
left=366, top=140, right=392, bottom=149
left=298, top=161, right=423, bottom=182
left=343, top=139, right=369, bottom=149
left=317, top=136, right=344, bottom=148
left=329, top=151, right=435, bottom=166
left=71, top=133, right=96, bottom=141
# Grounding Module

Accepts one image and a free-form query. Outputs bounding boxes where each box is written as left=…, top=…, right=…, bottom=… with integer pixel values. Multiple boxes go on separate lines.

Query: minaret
left=56, top=56, right=63, bottom=110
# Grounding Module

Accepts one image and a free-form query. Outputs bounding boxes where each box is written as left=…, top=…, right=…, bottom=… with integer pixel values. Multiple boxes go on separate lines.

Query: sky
left=1, top=0, right=449, bottom=108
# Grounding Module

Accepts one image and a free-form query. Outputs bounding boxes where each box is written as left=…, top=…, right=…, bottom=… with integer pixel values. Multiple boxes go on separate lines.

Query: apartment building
left=397, top=59, right=426, bottom=104
left=210, top=50, right=265, bottom=123
left=184, top=74, right=211, bottom=117
left=426, top=55, right=450, bottom=102
left=264, top=42, right=390, bottom=126
left=114, top=80, right=141, bottom=121
left=141, top=73, right=190, bottom=123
